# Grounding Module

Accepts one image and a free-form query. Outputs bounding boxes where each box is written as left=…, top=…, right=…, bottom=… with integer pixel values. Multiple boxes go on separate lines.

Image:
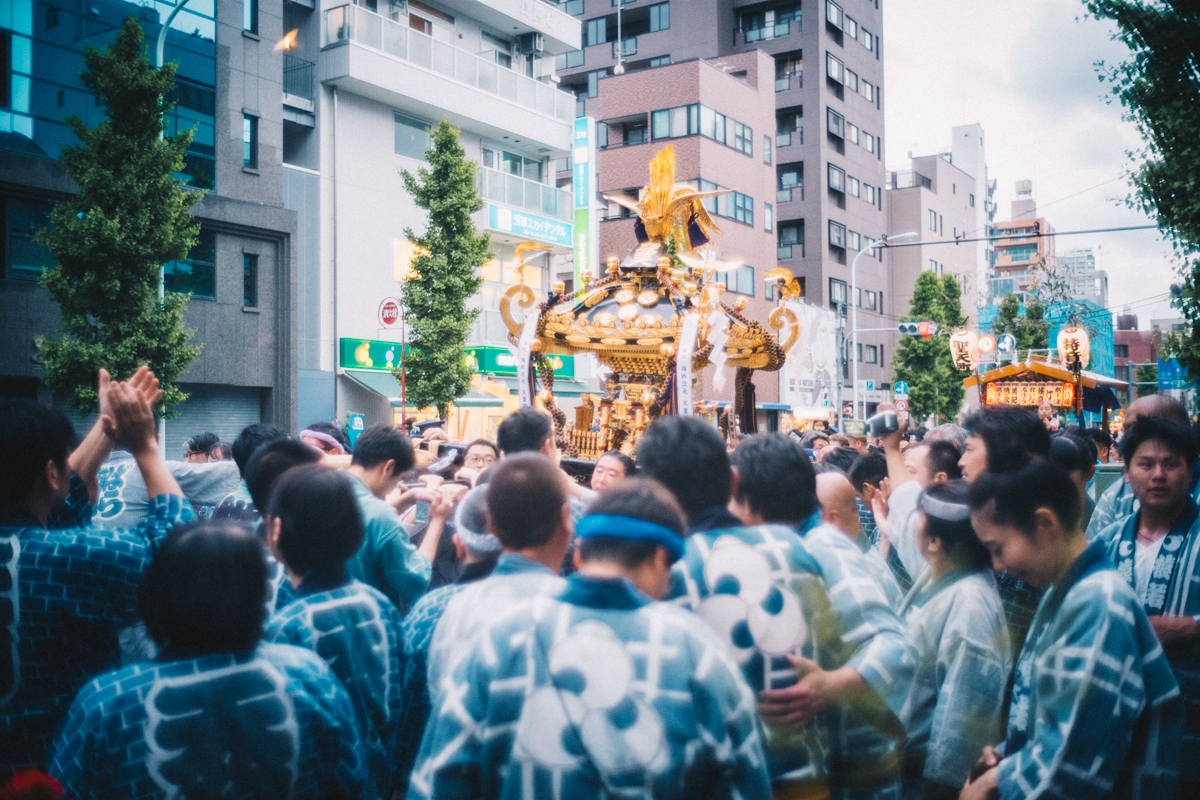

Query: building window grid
left=829, top=220, right=846, bottom=250
left=649, top=3, right=670, bottom=32
left=243, top=254, right=258, bottom=307
left=763, top=134, right=772, bottom=164
left=242, top=114, right=258, bottom=168
left=828, top=162, right=845, bottom=193
left=764, top=202, right=773, bottom=233
left=649, top=103, right=754, bottom=157
left=779, top=222, right=804, bottom=260
left=718, top=265, right=756, bottom=297
left=165, top=229, right=217, bottom=299
left=243, top=0, right=258, bottom=34
left=826, top=51, right=843, bottom=84
left=827, top=107, right=844, bottom=138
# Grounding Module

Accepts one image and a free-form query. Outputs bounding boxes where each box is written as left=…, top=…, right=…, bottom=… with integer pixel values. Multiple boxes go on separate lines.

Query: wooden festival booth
left=962, top=354, right=1129, bottom=430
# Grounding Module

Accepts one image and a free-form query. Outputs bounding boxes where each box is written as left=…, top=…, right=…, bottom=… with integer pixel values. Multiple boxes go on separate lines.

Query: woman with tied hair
left=896, top=480, right=1011, bottom=800
left=48, top=522, right=369, bottom=800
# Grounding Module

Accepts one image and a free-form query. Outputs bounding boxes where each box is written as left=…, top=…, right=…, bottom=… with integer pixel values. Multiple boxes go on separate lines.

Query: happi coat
left=895, top=567, right=1011, bottom=798
left=347, top=474, right=433, bottom=611
left=1088, top=460, right=1200, bottom=543
left=1, top=475, right=194, bottom=769
left=266, top=575, right=403, bottom=797
left=1101, top=498, right=1200, bottom=783
left=48, top=642, right=370, bottom=800
left=408, top=573, right=771, bottom=800
left=998, top=539, right=1182, bottom=800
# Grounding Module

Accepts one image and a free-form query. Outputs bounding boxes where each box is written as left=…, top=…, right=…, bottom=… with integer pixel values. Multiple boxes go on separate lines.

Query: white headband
left=920, top=492, right=972, bottom=522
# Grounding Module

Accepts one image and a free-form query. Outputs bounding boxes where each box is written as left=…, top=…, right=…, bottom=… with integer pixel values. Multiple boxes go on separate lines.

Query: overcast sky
left=884, top=0, right=1179, bottom=328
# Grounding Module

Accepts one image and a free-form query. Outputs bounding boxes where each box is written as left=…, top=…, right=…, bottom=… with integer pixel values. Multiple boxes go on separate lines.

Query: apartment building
left=554, top=0, right=894, bottom=410
left=284, top=0, right=581, bottom=426
left=0, top=0, right=299, bottom=454
left=990, top=180, right=1055, bottom=301
left=1058, top=247, right=1108, bottom=308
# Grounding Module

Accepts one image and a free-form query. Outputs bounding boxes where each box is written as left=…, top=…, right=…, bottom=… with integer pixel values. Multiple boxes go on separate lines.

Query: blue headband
left=575, top=514, right=685, bottom=559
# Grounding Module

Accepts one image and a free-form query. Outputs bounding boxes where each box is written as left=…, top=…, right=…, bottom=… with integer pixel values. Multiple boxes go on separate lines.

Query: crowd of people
left=1, top=365, right=1199, bottom=800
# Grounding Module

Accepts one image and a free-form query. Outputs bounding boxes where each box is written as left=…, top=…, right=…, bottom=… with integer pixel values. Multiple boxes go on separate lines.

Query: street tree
left=1135, top=363, right=1159, bottom=398
left=989, top=292, right=1050, bottom=357
left=1085, top=1, right=1200, bottom=378
left=892, top=272, right=967, bottom=423
left=394, top=118, right=491, bottom=420
left=36, top=16, right=202, bottom=416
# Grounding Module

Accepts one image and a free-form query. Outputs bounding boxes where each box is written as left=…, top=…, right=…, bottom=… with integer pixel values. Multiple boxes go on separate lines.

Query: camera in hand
left=866, top=409, right=899, bottom=438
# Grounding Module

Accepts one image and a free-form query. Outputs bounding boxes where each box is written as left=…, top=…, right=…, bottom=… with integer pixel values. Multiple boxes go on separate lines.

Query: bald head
left=1125, top=395, right=1188, bottom=431
left=817, top=472, right=861, bottom=539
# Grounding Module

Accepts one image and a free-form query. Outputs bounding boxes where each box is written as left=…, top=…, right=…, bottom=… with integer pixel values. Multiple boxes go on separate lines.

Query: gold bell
left=606, top=256, right=620, bottom=275
left=580, top=270, right=592, bottom=286
left=552, top=280, right=566, bottom=295
left=733, top=297, right=748, bottom=312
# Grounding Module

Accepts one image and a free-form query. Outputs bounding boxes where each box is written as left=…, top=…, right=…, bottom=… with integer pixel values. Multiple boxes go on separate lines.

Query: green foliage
left=891, top=272, right=967, bottom=422
left=989, top=293, right=1050, bottom=356
left=393, top=118, right=491, bottom=419
left=1085, top=1, right=1200, bottom=378
left=1135, top=363, right=1158, bottom=397
left=35, top=16, right=201, bottom=416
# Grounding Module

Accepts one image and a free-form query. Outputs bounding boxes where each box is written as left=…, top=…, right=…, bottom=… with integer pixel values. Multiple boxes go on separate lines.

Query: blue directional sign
left=893, top=381, right=910, bottom=396
left=996, top=334, right=1016, bottom=352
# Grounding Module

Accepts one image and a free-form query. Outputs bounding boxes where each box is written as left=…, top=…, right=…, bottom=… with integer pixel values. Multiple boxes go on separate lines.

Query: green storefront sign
left=466, top=345, right=574, bottom=379
left=340, top=340, right=574, bottom=379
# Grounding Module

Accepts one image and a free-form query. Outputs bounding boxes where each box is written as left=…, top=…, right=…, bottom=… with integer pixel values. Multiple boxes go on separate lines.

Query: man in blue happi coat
left=642, top=422, right=914, bottom=800
left=1098, top=416, right=1200, bottom=796
left=964, top=459, right=1182, bottom=800
left=49, top=522, right=369, bottom=799
left=409, top=479, right=771, bottom=800
left=264, top=463, right=404, bottom=798
left=0, top=368, right=194, bottom=771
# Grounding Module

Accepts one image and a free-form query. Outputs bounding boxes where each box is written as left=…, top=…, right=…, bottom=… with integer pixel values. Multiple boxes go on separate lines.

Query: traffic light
left=898, top=321, right=939, bottom=337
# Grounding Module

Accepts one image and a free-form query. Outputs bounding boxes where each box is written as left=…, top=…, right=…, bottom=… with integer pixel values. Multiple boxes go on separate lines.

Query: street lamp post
left=852, top=231, right=917, bottom=421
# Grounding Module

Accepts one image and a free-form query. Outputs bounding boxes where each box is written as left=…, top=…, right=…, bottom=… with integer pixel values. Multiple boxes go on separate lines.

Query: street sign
left=345, top=413, right=366, bottom=447
left=996, top=333, right=1016, bottom=352
left=378, top=297, right=401, bottom=328
left=893, top=380, right=909, bottom=395
left=894, top=399, right=909, bottom=413
left=856, top=379, right=875, bottom=391
left=977, top=334, right=997, bottom=353
left=1159, top=357, right=1190, bottom=391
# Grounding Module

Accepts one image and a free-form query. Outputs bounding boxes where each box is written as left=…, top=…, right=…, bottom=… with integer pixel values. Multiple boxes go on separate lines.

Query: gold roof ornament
left=500, top=145, right=800, bottom=458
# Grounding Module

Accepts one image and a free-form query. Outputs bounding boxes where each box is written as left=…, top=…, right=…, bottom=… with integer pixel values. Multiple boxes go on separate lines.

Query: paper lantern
left=949, top=328, right=978, bottom=371
left=1057, top=326, right=1090, bottom=371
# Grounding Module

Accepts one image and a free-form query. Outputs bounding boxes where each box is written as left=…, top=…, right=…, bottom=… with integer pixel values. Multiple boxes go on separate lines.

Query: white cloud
left=884, top=0, right=1179, bottom=326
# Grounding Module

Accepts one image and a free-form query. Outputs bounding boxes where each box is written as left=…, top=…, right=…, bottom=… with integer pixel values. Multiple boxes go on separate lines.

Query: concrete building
left=1059, top=247, right=1108, bottom=308
left=990, top=180, right=1054, bottom=301
left=1114, top=313, right=1159, bottom=393
left=948, top=123, right=997, bottom=302
left=0, top=0, right=298, bottom=455
left=554, top=0, right=895, bottom=412
left=886, top=152, right=980, bottom=324
left=285, top=0, right=581, bottom=429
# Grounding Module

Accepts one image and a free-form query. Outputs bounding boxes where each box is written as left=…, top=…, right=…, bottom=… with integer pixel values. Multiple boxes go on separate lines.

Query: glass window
left=5, top=199, right=53, bottom=281
left=587, top=69, right=605, bottom=97
left=778, top=221, right=804, bottom=259
left=395, top=113, right=430, bottom=159
left=555, top=49, right=584, bottom=69
left=828, top=220, right=846, bottom=249
left=861, top=28, right=873, bottom=51
left=844, top=16, right=857, bottom=39
left=764, top=202, right=773, bottom=232
left=649, top=55, right=670, bottom=67
left=826, top=52, right=843, bottom=84
left=243, top=254, right=258, bottom=307
left=861, top=80, right=874, bottom=101
left=848, top=230, right=860, bottom=251
left=828, top=163, right=845, bottom=192
left=733, top=192, right=753, bottom=226
left=847, top=123, right=859, bottom=144
left=844, top=68, right=858, bottom=92
left=242, top=115, right=257, bottom=168
left=734, top=121, right=753, bottom=155
left=243, top=0, right=258, bottom=34
left=586, top=18, right=607, bottom=47
left=970, top=193, right=976, bottom=207
left=928, top=209, right=937, bottom=231
left=863, top=344, right=877, bottom=363
left=562, top=0, right=584, bottom=14
left=848, top=176, right=859, bottom=197
left=649, top=3, right=670, bottom=32
left=864, top=184, right=876, bottom=204
left=651, top=109, right=670, bottom=140
left=829, top=277, right=847, bottom=311
left=862, top=131, right=875, bottom=152
left=827, top=107, right=844, bottom=138
left=826, top=0, right=842, bottom=29
left=623, top=122, right=647, bottom=145
left=165, top=230, right=216, bottom=298
left=763, top=134, right=772, bottom=164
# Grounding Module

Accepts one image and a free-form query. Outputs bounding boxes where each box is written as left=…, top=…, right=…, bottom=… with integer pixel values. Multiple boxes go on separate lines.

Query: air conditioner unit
left=517, top=33, right=545, bottom=55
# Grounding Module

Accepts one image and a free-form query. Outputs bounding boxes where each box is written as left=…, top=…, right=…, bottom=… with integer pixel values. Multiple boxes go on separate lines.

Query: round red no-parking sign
left=895, top=398, right=909, bottom=412
left=379, top=297, right=401, bottom=327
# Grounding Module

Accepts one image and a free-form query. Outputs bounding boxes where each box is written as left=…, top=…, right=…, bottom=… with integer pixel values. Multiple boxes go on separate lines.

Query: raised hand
left=102, top=380, right=158, bottom=457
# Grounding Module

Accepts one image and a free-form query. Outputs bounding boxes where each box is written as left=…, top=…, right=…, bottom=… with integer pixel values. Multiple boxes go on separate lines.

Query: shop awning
left=344, top=369, right=403, bottom=404
left=495, top=377, right=600, bottom=397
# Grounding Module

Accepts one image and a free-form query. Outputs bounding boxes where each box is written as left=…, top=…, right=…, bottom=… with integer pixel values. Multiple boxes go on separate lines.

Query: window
left=861, top=131, right=875, bottom=153
left=862, top=290, right=877, bottom=310
left=395, top=113, right=430, bottom=159
left=587, top=69, right=606, bottom=97
left=764, top=203, right=773, bottom=232
left=969, top=193, right=975, bottom=207
left=848, top=176, right=860, bottom=197
left=562, top=0, right=584, bottom=14
left=775, top=51, right=803, bottom=91
left=826, top=52, right=844, bottom=84
left=733, top=192, right=753, bottom=226
left=778, top=164, right=803, bottom=202
left=829, top=220, right=846, bottom=249
left=826, top=0, right=842, bottom=29
left=828, top=163, right=845, bottom=193
left=649, top=3, right=670, bottom=32
left=763, top=134, right=772, bottom=164
left=830, top=277, right=847, bottom=311
left=862, top=344, right=877, bottom=363
left=1006, top=245, right=1038, bottom=261
left=844, top=68, right=858, bottom=93
left=1114, top=344, right=1130, bottom=358
left=734, top=121, right=753, bottom=155
left=864, top=184, right=876, bottom=205
left=720, top=265, right=755, bottom=296
left=243, top=0, right=258, bottom=34
left=847, top=122, right=859, bottom=145
left=4, top=199, right=53, bottom=281
left=779, top=222, right=804, bottom=260
left=827, top=107, right=844, bottom=138
left=649, top=55, right=670, bottom=67
left=623, top=122, right=647, bottom=145
left=555, top=49, right=584, bottom=69
left=165, top=229, right=216, bottom=298
left=243, top=254, right=258, bottom=307
left=651, top=103, right=698, bottom=140
left=586, top=18, right=607, bottom=47
left=861, top=80, right=874, bottom=102
left=928, top=209, right=937, bottom=231
left=740, top=4, right=800, bottom=41
left=845, top=16, right=857, bottom=39
left=848, top=230, right=860, bottom=251
left=242, top=115, right=258, bottom=168
left=860, top=28, right=873, bottom=51
left=928, top=258, right=938, bottom=272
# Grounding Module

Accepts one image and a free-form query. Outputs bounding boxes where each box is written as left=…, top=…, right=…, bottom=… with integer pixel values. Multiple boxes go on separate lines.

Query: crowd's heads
left=1084, top=427, right=1112, bottom=461
left=185, top=432, right=220, bottom=462
left=496, top=407, right=553, bottom=456
left=1121, top=416, right=1197, bottom=468
left=910, top=440, right=963, bottom=486
left=968, top=459, right=1082, bottom=586
left=590, top=450, right=636, bottom=491
left=730, top=434, right=818, bottom=525
left=451, top=485, right=501, bottom=559
left=818, top=446, right=860, bottom=474
left=351, top=423, right=415, bottom=478
left=244, top=439, right=323, bottom=512
left=207, top=441, right=233, bottom=462
left=266, top=465, right=364, bottom=577
left=485, top=453, right=568, bottom=551
left=961, top=405, right=1051, bottom=481
left=0, top=398, right=76, bottom=510
left=138, top=522, right=267, bottom=658
left=917, top=480, right=990, bottom=571
left=925, top=423, right=967, bottom=452
left=1124, top=394, right=1189, bottom=432
left=1121, top=417, right=1197, bottom=513
left=816, top=472, right=861, bottom=538
left=232, top=423, right=287, bottom=476
left=300, top=422, right=349, bottom=455
left=800, top=431, right=830, bottom=452
left=847, top=452, right=888, bottom=494
left=637, top=416, right=731, bottom=519
left=1048, top=433, right=1094, bottom=491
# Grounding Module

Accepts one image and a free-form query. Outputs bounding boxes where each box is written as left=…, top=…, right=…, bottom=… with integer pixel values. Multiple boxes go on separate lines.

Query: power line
left=879, top=224, right=1159, bottom=249
left=959, top=176, right=1126, bottom=238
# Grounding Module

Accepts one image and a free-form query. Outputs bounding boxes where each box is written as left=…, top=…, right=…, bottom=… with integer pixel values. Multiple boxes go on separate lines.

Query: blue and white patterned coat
left=1087, top=461, right=1200, bottom=543
left=0, top=477, right=194, bottom=768
left=896, top=568, right=1011, bottom=797
left=266, top=578, right=403, bottom=797
left=998, top=540, right=1182, bottom=800
left=49, top=642, right=370, bottom=800
left=408, top=574, right=771, bottom=800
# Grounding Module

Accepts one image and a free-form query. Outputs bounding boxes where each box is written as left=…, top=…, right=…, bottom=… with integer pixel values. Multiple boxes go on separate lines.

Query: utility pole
left=836, top=298, right=845, bottom=430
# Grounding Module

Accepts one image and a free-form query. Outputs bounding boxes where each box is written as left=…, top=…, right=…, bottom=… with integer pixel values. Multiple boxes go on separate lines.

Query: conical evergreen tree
left=394, top=118, right=492, bottom=419
left=36, top=16, right=201, bottom=416
left=892, top=272, right=967, bottom=422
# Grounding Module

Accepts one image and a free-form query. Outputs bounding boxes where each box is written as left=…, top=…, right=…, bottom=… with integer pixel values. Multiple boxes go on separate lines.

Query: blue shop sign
left=488, top=204, right=572, bottom=247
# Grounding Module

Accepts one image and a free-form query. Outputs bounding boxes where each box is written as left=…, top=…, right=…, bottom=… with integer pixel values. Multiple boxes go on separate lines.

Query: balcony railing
left=477, top=167, right=573, bottom=222
left=283, top=54, right=315, bottom=101
left=744, top=21, right=791, bottom=43
left=777, top=243, right=804, bottom=260
left=888, top=170, right=932, bottom=190
left=775, top=129, right=803, bottom=147
left=776, top=185, right=803, bottom=203
left=774, top=71, right=802, bottom=92
left=324, top=5, right=575, bottom=122
left=612, top=37, right=636, bottom=59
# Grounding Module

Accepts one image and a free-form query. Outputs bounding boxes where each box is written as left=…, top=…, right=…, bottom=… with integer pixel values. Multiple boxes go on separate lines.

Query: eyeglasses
left=463, top=451, right=497, bottom=468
